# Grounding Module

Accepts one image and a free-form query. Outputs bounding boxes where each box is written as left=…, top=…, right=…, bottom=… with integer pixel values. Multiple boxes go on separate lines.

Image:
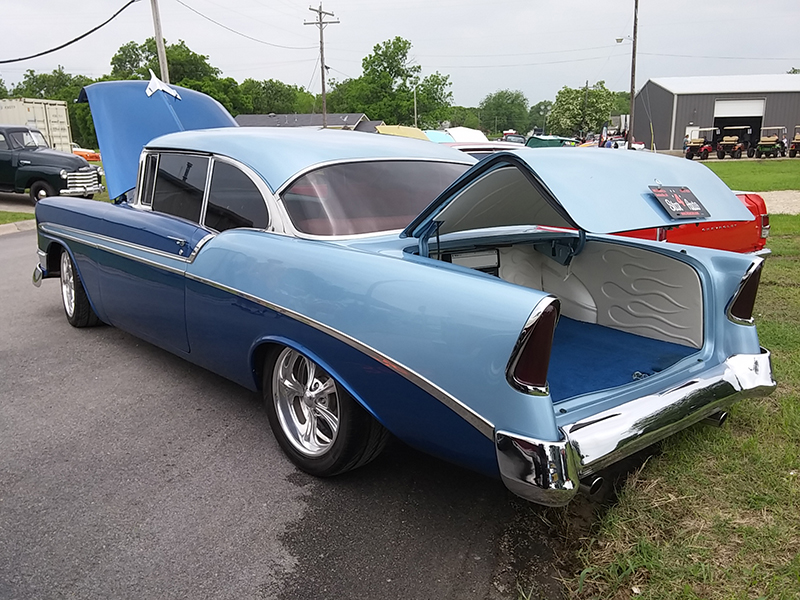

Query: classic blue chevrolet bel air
left=32, top=78, right=776, bottom=506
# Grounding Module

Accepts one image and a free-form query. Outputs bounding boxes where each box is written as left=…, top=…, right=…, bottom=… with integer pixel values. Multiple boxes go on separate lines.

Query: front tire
left=747, top=147, right=756, bottom=158
left=29, top=180, right=56, bottom=205
left=700, top=149, right=709, bottom=160
left=264, top=346, right=389, bottom=477
left=717, top=150, right=725, bottom=160
left=790, top=149, right=797, bottom=158
left=59, top=250, right=100, bottom=328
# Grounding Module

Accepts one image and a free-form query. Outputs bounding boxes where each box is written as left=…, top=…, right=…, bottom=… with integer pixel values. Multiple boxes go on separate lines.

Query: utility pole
left=627, top=0, right=639, bottom=149
left=305, top=3, right=339, bottom=128
left=581, top=80, right=588, bottom=137
left=150, top=0, right=170, bottom=83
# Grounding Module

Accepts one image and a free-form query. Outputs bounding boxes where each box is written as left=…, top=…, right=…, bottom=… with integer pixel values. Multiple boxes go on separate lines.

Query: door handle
left=19, top=160, right=31, bottom=165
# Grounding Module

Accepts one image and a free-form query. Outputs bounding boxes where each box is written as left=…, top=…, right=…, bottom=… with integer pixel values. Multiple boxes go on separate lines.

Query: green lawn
left=0, top=211, right=34, bottom=225
left=703, top=159, right=800, bottom=192
left=567, top=215, right=800, bottom=600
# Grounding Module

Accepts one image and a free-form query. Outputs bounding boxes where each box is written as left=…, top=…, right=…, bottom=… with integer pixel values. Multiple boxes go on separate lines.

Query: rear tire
left=263, top=346, right=389, bottom=477
left=59, top=249, right=100, bottom=328
left=29, top=181, right=56, bottom=205
left=717, top=150, right=725, bottom=160
left=733, top=149, right=742, bottom=159
left=700, top=149, right=709, bottom=160
left=685, top=152, right=694, bottom=160
left=790, top=149, right=797, bottom=158
left=747, top=147, right=756, bottom=158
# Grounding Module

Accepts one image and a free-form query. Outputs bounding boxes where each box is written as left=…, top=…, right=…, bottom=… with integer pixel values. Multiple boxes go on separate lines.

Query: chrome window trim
left=726, top=257, right=764, bottom=326
left=184, top=270, right=495, bottom=439
left=505, top=295, right=560, bottom=396
left=205, top=155, right=275, bottom=233
left=274, top=157, right=473, bottom=240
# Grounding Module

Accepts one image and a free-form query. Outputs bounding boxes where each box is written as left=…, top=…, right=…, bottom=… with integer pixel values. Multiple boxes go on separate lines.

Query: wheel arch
left=250, top=335, right=387, bottom=428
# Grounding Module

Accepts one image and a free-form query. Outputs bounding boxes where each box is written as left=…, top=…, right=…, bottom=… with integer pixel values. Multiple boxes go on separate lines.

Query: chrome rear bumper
left=496, top=348, right=776, bottom=506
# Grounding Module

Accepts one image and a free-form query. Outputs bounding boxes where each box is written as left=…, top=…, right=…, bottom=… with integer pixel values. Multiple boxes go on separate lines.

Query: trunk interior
left=441, top=236, right=704, bottom=402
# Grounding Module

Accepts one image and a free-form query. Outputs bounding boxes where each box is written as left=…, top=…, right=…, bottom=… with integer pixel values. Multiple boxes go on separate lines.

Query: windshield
left=281, top=160, right=470, bottom=236
left=9, top=130, right=49, bottom=148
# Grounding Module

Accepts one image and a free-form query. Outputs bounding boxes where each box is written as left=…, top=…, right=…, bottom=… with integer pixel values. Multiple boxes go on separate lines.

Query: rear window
left=281, top=160, right=470, bottom=236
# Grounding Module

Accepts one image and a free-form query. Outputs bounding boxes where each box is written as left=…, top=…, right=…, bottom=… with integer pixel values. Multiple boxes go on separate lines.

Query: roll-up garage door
left=714, top=99, right=765, bottom=118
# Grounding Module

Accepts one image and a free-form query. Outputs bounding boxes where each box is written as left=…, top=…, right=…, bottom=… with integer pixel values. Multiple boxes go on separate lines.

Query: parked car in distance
left=33, top=79, right=775, bottom=507
left=621, top=192, right=770, bottom=254
left=71, top=143, right=101, bottom=162
left=501, top=133, right=527, bottom=144
left=0, top=124, right=104, bottom=204
left=526, top=135, right=579, bottom=148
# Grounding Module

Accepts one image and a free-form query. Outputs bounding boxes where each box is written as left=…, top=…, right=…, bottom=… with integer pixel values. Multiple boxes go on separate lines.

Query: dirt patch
left=760, top=190, right=800, bottom=214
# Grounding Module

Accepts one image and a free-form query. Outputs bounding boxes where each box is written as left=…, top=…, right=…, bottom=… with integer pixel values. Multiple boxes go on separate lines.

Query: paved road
left=0, top=191, right=35, bottom=214
left=0, top=230, right=563, bottom=600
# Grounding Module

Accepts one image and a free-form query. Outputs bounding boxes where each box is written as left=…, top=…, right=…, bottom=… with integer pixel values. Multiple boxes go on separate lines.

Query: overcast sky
left=2, top=0, right=798, bottom=108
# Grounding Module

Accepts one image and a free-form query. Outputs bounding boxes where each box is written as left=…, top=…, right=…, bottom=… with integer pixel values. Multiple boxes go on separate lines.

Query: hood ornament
left=145, top=69, right=182, bottom=100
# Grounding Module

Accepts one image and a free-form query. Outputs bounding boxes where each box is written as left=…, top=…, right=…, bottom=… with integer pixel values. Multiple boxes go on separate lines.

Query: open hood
left=78, top=73, right=237, bottom=199
left=402, top=148, right=755, bottom=241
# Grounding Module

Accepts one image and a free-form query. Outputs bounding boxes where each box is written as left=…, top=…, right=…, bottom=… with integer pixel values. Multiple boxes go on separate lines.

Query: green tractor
left=715, top=126, right=752, bottom=159
left=788, top=126, right=800, bottom=158
left=755, top=126, right=787, bottom=158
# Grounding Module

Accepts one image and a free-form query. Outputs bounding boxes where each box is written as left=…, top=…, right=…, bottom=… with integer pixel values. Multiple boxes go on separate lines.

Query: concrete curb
left=0, top=219, right=36, bottom=237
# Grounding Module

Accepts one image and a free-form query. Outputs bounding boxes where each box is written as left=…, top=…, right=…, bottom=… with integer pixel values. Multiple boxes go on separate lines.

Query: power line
left=173, top=0, right=316, bottom=50
left=0, top=0, right=141, bottom=65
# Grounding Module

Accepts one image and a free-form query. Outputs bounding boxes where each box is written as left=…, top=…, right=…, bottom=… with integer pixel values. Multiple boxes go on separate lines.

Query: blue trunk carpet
left=547, top=317, right=697, bottom=402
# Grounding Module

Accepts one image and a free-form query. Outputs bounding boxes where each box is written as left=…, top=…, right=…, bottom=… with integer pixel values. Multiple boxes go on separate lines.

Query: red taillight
left=760, top=214, right=770, bottom=239
left=509, top=300, right=560, bottom=392
left=728, top=262, right=763, bottom=324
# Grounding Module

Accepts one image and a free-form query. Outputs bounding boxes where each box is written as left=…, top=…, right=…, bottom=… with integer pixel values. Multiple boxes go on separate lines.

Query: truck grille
left=67, top=170, right=100, bottom=189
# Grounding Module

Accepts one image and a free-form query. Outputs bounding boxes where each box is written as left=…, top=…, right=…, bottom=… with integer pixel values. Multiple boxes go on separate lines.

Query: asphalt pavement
left=0, top=229, right=564, bottom=600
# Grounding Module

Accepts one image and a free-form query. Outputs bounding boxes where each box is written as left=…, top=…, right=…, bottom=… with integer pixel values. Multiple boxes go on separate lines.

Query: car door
left=97, top=151, right=212, bottom=354
left=0, top=133, right=15, bottom=189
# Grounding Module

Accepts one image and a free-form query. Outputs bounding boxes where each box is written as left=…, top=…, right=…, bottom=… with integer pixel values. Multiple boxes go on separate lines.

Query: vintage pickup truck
left=0, top=124, right=104, bottom=204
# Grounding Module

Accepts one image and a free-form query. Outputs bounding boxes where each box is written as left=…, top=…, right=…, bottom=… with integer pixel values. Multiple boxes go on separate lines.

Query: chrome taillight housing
left=727, top=260, right=764, bottom=325
left=506, top=297, right=561, bottom=395
left=760, top=214, right=770, bottom=239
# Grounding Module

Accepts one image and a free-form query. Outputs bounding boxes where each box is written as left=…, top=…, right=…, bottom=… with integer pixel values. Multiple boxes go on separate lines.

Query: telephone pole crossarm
left=305, top=3, right=340, bottom=128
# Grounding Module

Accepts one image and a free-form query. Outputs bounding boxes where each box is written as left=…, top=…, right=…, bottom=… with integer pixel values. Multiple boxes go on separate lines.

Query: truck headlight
left=60, top=169, right=68, bottom=180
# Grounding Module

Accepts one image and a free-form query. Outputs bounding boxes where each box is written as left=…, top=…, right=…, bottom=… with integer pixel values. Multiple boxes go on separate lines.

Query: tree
left=109, top=38, right=220, bottom=83
left=609, top=91, right=630, bottom=116
left=789, top=67, right=800, bottom=74
left=478, top=90, right=529, bottom=135
left=0, top=78, right=9, bottom=100
left=548, top=81, right=614, bottom=137
left=328, top=37, right=452, bottom=128
left=448, top=106, right=480, bottom=130
left=528, top=100, right=553, bottom=133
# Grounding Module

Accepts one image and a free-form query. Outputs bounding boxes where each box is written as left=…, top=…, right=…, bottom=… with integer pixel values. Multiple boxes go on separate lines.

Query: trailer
left=0, top=98, right=73, bottom=152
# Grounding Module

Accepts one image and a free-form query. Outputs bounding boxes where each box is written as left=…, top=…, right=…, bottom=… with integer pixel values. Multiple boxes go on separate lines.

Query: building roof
left=235, top=113, right=368, bottom=128
left=648, top=74, right=800, bottom=96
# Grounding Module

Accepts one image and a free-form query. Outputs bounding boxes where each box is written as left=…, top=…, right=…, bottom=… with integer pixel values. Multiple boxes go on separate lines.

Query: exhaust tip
left=703, top=411, right=729, bottom=428
left=579, top=476, right=605, bottom=499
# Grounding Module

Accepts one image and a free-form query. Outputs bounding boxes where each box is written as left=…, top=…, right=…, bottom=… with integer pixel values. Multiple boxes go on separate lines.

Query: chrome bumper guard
left=496, top=348, right=776, bottom=506
left=59, top=184, right=105, bottom=197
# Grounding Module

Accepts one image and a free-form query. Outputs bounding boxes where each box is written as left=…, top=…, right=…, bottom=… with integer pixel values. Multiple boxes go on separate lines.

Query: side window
left=152, top=153, right=209, bottom=223
left=139, top=153, right=159, bottom=206
left=205, top=161, right=269, bottom=231
left=0, top=134, right=7, bottom=151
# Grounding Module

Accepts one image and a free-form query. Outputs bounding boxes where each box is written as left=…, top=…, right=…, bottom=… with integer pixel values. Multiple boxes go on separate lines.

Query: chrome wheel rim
left=60, top=252, right=75, bottom=318
left=272, top=347, right=340, bottom=457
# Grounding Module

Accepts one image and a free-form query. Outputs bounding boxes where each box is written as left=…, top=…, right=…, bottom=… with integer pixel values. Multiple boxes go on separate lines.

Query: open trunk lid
left=402, top=149, right=755, bottom=242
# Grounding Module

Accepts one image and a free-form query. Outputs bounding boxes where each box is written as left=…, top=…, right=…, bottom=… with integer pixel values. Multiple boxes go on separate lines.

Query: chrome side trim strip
left=184, top=270, right=495, bottom=438
left=39, top=223, right=188, bottom=275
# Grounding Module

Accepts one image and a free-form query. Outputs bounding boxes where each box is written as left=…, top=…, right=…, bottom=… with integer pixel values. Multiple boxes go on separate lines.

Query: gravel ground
left=759, top=190, right=800, bottom=215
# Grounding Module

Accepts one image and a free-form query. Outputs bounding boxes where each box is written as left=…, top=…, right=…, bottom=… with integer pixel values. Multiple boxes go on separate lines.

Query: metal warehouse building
left=633, top=74, right=800, bottom=151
